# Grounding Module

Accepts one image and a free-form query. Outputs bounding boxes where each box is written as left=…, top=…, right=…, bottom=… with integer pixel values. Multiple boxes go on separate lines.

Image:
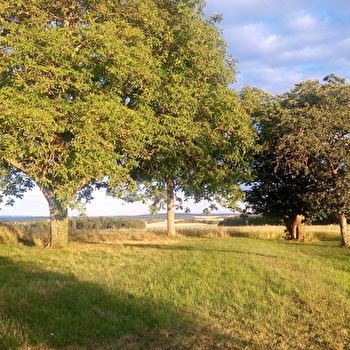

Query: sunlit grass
left=147, top=223, right=343, bottom=242
left=0, top=235, right=349, bottom=350
left=69, top=228, right=169, bottom=244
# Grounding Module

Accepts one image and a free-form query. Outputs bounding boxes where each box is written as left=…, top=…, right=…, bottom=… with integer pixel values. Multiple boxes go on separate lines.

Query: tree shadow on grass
left=0, top=256, right=252, bottom=350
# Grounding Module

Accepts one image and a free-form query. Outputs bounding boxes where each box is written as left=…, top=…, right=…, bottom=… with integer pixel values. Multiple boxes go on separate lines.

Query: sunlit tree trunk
left=293, top=214, right=305, bottom=241
left=284, top=213, right=305, bottom=241
left=42, top=188, right=69, bottom=247
left=166, top=178, right=176, bottom=237
left=338, top=213, right=350, bottom=246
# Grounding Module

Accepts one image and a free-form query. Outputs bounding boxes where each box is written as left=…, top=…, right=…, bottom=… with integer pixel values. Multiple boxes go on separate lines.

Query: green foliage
left=0, top=164, right=35, bottom=206
left=16, top=217, right=146, bottom=234
left=278, top=77, right=350, bottom=218
left=241, top=87, right=314, bottom=224
left=72, top=217, right=146, bottom=230
left=243, top=77, right=350, bottom=231
left=14, top=219, right=50, bottom=236
left=126, top=0, right=254, bottom=215
left=0, top=0, right=163, bottom=245
left=0, top=0, right=254, bottom=244
left=0, top=0, right=156, bottom=202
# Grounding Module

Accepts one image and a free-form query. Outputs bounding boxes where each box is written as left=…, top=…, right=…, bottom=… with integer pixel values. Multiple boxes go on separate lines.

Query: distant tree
left=0, top=0, right=159, bottom=246
left=125, top=0, right=254, bottom=236
left=243, top=76, right=350, bottom=245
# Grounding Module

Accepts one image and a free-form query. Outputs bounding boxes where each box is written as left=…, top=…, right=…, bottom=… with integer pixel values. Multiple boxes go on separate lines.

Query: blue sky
left=205, top=0, right=350, bottom=93
left=1, top=0, right=350, bottom=217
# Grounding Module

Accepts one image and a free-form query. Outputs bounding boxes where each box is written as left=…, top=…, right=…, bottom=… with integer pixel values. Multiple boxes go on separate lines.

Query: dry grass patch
left=0, top=223, right=28, bottom=245
left=147, top=223, right=343, bottom=242
left=69, top=228, right=174, bottom=245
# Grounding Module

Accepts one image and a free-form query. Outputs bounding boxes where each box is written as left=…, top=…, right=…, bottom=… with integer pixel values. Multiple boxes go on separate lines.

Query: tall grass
left=147, top=223, right=343, bottom=241
left=0, top=224, right=19, bottom=245
left=0, top=235, right=349, bottom=350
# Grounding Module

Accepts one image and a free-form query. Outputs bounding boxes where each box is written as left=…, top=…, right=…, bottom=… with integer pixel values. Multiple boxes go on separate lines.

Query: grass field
left=0, top=226, right=349, bottom=349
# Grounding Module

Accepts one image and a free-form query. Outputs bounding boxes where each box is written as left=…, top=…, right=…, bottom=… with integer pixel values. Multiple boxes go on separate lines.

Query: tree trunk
left=294, top=214, right=305, bottom=241
left=166, top=178, right=176, bottom=237
left=283, top=217, right=293, bottom=239
left=284, top=214, right=305, bottom=241
left=338, top=213, right=350, bottom=246
left=42, top=188, right=69, bottom=247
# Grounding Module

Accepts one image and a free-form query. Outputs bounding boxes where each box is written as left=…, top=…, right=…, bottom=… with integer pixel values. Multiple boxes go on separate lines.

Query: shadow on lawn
left=0, top=256, right=251, bottom=350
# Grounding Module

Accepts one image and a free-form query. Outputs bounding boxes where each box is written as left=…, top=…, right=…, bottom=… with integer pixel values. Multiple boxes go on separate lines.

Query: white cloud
left=205, top=0, right=350, bottom=93
left=234, top=62, right=305, bottom=93
left=279, top=44, right=331, bottom=64
left=292, top=14, right=318, bottom=30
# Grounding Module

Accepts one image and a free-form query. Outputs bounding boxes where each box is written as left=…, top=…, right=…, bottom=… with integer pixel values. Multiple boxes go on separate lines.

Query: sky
left=1, top=0, right=350, bottom=217
left=205, top=0, right=350, bottom=94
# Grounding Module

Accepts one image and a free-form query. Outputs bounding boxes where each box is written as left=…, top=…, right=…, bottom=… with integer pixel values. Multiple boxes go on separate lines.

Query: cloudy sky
left=205, top=0, right=350, bottom=94
left=2, top=0, right=350, bottom=217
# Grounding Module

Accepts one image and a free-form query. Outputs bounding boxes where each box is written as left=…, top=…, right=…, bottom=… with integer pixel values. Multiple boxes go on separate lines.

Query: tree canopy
left=0, top=0, right=254, bottom=244
left=0, top=0, right=160, bottom=246
left=125, top=1, right=254, bottom=235
left=243, top=76, right=350, bottom=245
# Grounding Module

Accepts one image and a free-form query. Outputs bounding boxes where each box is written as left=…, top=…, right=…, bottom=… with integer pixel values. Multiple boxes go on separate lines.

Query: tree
left=242, top=87, right=313, bottom=241
left=244, top=76, right=350, bottom=245
left=279, top=76, right=350, bottom=245
left=0, top=0, right=159, bottom=246
left=125, top=0, right=254, bottom=236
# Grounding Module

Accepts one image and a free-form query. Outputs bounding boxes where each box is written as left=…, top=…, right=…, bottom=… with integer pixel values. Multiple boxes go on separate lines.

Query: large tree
left=244, top=76, right=350, bottom=245
left=242, top=87, right=316, bottom=241
left=278, top=75, right=350, bottom=245
left=0, top=0, right=159, bottom=246
left=125, top=1, right=254, bottom=236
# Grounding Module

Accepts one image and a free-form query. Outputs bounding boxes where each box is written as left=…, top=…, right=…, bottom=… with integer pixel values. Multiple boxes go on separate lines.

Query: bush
left=14, top=219, right=50, bottom=235
left=12, top=217, right=146, bottom=237
left=71, top=217, right=146, bottom=231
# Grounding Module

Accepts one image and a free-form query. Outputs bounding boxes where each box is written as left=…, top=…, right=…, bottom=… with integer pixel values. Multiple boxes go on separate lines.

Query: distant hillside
left=0, top=216, right=49, bottom=222
left=0, top=213, right=235, bottom=223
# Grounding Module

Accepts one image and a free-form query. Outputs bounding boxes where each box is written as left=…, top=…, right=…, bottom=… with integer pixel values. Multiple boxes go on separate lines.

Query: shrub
left=12, top=217, right=146, bottom=237
left=71, top=217, right=146, bottom=231
left=14, top=220, right=50, bottom=235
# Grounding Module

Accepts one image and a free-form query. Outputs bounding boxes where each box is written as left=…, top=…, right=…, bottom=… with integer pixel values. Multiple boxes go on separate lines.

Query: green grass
left=0, top=235, right=349, bottom=349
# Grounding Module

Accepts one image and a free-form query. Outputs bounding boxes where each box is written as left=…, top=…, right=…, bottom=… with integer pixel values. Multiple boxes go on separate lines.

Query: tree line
left=14, top=217, right=146, bottom=235
left=0, top=1, right=349, bottom=247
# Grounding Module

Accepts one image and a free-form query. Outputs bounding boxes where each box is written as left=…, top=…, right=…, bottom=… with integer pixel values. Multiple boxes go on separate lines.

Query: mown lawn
left=0, top=236, right=349, bottom=350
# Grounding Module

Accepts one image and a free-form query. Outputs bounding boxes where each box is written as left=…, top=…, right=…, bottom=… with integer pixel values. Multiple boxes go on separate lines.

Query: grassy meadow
left=0, top=221, right=349, bottom=349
